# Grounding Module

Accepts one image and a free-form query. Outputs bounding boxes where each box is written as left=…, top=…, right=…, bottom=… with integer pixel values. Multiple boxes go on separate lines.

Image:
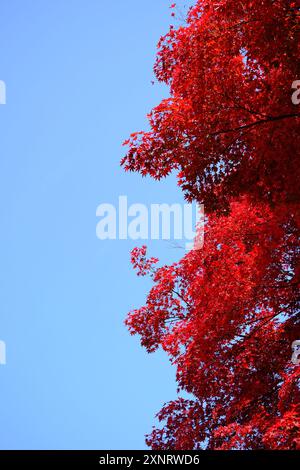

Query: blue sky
left=0, top=0, right=192, bottom=450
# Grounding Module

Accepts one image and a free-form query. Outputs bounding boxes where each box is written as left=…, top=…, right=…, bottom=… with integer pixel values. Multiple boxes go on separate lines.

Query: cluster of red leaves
left=130, top=246, right=159, bottom=277
left=122, top=0, right=300, bottom=214
left=122, top=0, right=300, bottom=450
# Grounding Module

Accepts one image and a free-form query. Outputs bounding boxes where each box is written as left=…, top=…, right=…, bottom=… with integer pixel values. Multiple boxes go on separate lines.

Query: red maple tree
left=122, top=0, right=300, bottom=449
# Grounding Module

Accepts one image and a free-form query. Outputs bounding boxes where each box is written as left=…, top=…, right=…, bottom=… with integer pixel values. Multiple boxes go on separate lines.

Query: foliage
left=122, top=0, right=300, bottom=449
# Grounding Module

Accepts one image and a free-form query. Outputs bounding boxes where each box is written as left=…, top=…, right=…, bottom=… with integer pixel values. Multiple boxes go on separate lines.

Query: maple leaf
left=122, top=0, right=300, bottom=450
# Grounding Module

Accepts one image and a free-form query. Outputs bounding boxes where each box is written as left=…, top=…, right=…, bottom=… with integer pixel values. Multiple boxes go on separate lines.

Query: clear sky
left=0, top=0, right=191, bottom=450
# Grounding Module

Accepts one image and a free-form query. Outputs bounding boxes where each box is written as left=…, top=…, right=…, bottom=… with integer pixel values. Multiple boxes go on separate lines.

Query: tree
left=122, top=0, right=300, bottom=449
